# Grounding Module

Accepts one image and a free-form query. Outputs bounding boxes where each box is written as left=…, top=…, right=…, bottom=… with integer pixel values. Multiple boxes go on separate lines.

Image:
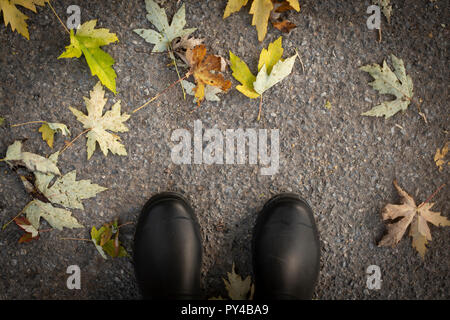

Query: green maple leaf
left=133, top=0, right=195, bottom=52
left=69, top=82, right=130, bottom=160
left=91, top=220, right=127, bottom=259
left=361, top=54, right=413, bottom=119
left=58, top=20, right=119, bottom=94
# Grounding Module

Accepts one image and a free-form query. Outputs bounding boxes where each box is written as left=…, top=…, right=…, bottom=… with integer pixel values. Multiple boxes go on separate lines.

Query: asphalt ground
left=0, top=0, right=449, bottom=299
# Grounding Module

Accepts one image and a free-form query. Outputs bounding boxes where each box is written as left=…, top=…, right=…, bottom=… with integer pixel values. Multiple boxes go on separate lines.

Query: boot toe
left=252, top=194, right=320, bottom=300
left=133, top=193, right=202, bottom=299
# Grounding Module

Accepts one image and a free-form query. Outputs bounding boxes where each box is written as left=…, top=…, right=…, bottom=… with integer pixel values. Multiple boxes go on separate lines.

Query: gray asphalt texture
left=0, top=0, right=449, bottom=300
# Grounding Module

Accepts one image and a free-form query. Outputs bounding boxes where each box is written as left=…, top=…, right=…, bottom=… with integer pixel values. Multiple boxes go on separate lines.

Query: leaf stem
left=132, top=72, right=191, bottom=114
left=257, top=95, right=263, bottom=121
left=168, top=43, right=186, bottom=100
left=419, top=183, right=446, bottom=208
left=59, top=128, right=91, bottom=154
left=48, top=1, right=70, bottom=35
left=118, top=221, right=134, bottom=229
left=11, top=120, right=45, bottom=128
left=2, top=202, right=32, bottom=230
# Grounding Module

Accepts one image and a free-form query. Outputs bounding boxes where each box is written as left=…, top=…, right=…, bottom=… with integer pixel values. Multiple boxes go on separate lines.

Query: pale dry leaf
left=181, top=80, right=223, bottom=102
left=69, top=82, right=130, bottom=159
left=223, top=263, right=255, bottom=300
left=24, top=199, right=84, bottom=230
left=360, top=55, right=413, bottom=118
left=378, top=180, right=450, bottom=258
left=4, top=140, right=60, bottom=175
left=134, top=0, right=195, bottom=52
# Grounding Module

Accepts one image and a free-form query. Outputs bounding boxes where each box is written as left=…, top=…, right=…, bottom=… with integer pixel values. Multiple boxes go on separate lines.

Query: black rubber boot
left=252, top=193, right=320, bottom=300
left=133, top=192, right=202, bottom=299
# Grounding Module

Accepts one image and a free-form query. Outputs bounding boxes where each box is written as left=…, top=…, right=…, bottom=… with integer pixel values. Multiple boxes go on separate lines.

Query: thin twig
left=60, top=237, right=91, bottom=241
left=118, top=221, right=134, bottom=229
left=48, top=1, right=70, bottom=34
left=419, top=183, right=446, bottom=207
left=378, top=27, right=382, bottom=43
left=11, top=120, right=45, bottom=128
left=132, top=72, right=191, bottom=114
left=295, top=48, right=305, bottom=74
left=59, top=128, right=91, bottom=154
left=168, top=43, right=186, bottom=100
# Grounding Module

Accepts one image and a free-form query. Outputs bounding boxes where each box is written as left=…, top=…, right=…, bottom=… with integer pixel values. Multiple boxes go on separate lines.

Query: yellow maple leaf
left=38, top=122, right=70, bottom=148
left=224, top=0, right=300, bottom=41
left=0, top=0, right=48, bottom=40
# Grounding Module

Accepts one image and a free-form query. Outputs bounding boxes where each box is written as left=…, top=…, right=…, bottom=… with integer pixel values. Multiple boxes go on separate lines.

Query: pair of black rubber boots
left=133, top=192, right=320, bottom=300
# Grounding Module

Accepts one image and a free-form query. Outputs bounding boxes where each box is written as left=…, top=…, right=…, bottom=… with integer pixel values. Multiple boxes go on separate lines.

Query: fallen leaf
left=375, top=0, right=392, bottom=23
left=172, top=35, right=204, bottom=65
left=15, top=216, right=39, bottom=243
left=58, top=20, right=119, bottom=94
left=230, top=36, right=297, bottom=97
left=38, top=122, right=70, bottom=148
left=134, top=0, right=195, bottom=53
left=24, top=199, right=84, bottom=231
left=10, top=150, right=106, bottom=232
left=249, top=0, right=274, bottom=42
left=38, top=170, right=107, bottom=210
left=434, top=141, right=449, bottom=172
left=224, top=0, right=300, bottom=41
left=91, top=220, right=127, bottom=259
left=0, top=116, right=4, bottom=126
left=181, top=80, right=223, bottom=102
left=223, top=263, right=255, bottom=300
left=69, top=82, right=130, bottom=159
left=4, top=140, right=60, bottom=175
left=0, top=0, right=48, bottom=39
left=378, top=180, right=450, bottom=258
left=272, top=19, right=296, bottom=33
left=186, top=45, right=232, bottom=105
left=360, top=55, right=413, bottom=118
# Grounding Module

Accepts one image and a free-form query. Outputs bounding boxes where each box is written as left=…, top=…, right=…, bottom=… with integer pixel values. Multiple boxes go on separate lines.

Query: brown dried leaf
left=186, top=45, right=232, bottom=105
left=378, top=180, right=450, bottom=258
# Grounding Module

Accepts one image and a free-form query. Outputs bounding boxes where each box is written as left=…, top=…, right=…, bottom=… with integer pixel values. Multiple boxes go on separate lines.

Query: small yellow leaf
left=287, top=0, right=300, bottom=11
left=434, top=141, right=449, bottom=172
left=38, top=123, right=55, bottom=148
left=223, top=0, right=249, bottom=18
left=0, top=0, right=48, bottom=40
left=249, top=0, right=273, bottom=41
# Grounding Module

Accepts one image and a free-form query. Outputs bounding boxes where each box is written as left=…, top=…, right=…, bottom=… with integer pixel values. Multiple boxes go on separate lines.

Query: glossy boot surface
left=134, top=192, right=202, bottom=299
left=252, top=193, right=320, bottom=299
